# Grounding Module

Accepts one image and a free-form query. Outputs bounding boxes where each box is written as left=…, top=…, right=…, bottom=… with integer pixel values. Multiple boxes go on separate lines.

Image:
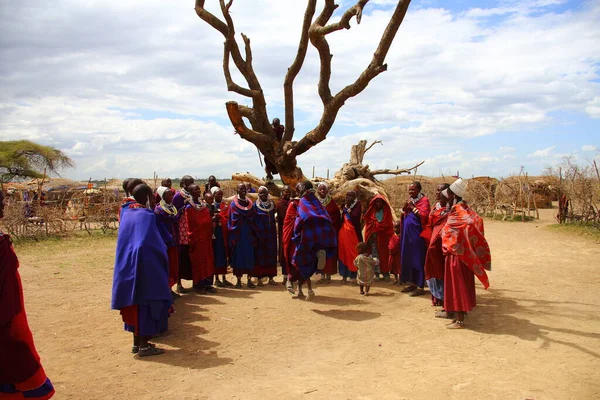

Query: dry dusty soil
left=12, top=209, right=600, bottom=400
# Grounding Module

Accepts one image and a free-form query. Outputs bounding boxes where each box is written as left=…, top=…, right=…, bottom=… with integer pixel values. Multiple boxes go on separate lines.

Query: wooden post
left=327, top=169, right=329, bottom=179
left=312, top=166, right=315, bottom=179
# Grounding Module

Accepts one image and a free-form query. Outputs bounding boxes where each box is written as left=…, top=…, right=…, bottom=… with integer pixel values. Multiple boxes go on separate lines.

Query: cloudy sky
left=1, top=0, right=599, bottom=181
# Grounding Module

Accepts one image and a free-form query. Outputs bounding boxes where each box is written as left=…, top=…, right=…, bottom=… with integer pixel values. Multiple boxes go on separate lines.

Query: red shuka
left=282, top=199, right=303, bottom=281
left=423, top=205, right=449, bottom=280
left=0, top=234, right=55, bottom=399
left=186, top=204, right=215, bottom=284
left=363, top=195, right=395, bottom=274
left=387, top=234, right=401, bottom=275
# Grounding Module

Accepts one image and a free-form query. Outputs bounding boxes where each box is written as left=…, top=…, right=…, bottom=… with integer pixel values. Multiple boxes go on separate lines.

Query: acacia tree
left=195, top=0, right=413, bottom=190
left=0, top=140, right=74, bottom=183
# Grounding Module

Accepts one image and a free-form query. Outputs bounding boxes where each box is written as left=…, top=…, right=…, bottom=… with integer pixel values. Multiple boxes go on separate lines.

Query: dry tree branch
left=364, top=139, right=383, bottom=154
left=223, top=45, right=259, bottom=98
left=371, top=160, right=425, bottom=176
left=283, top=0, right=318, bottom=143
left=292, top=0, right=412, bottom=157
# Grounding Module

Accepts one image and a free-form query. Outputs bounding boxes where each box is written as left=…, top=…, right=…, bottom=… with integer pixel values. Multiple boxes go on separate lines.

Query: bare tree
left=194, top=0, right=413, bottom=189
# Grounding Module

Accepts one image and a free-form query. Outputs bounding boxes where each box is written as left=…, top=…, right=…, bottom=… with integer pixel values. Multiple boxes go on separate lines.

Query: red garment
left=338, top=217, right=359, bottom=272
left=387, top=234, right=401, bottom=275
left=424, top=205, right=448, bottom=280
left=186, top=204, right=215, bottom=284
left=322, top=199, right=341, bottom=274
left=441, top=202, right=491, bottom=289
left=444, top=254, right=476, bottom=312
left=0, top=234, right=55, bottom=399
left=363, top=195, right=395, bottom=274
left=276, top=197, right=290, bottom=269
left=282, top=199, right=303, bottom=282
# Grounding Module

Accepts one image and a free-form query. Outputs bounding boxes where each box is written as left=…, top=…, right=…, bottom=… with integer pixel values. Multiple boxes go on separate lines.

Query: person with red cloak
left=276, top=185, right=292, bottom=285
left=441, top=179, right=491, bottom=329
left=338, top=190, right=362, bottom=283
left=316, top=182, right=342, bottom=284
left=252, top=186, right=278, bottom=286
left=183, top=184, right=216, bottom=294
left=1, top=190, right=55, bottom=399
left=422, top=183, right=450, bottom=310
left=400, top=181, right=431, bottom=297
left=289, top=181, right=337, bottom=301
left=364, top=194, right=395, bottom=282
left=210, top=187, right=233, bottom=287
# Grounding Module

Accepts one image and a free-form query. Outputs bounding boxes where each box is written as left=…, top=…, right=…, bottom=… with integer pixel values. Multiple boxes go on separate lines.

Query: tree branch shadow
left=470, top=288, right=600, bottom=359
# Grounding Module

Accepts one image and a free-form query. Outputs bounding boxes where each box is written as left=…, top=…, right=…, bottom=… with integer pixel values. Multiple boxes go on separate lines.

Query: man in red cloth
left=423, top=183, right=450, bottom=310
left=441, top=179, right=491, bottom=329
left=1, top=190, right=55, bottom=399
left=276, top=185, right=292, bottom=285
left=184, top=184, right=216, bottom=294
left=316, top=182, right=341, bottom=284
left=283, top=185, right=301, bottom=294
left=364, top=194, right=395, bottom=282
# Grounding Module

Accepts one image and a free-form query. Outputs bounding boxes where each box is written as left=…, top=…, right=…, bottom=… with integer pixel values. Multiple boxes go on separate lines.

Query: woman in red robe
left=316, top=182, right=341, bottom=284
left=184, top=185, right=215, bottom=294
left=441, top=179, right=491, bottom=329
left=364, top=194, right=395, bottom=282
left=1, top=190, right=55, bottom=399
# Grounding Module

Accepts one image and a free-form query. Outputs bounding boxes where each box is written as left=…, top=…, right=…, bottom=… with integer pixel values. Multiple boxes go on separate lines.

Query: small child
left=354, top=242, right=379, bottom=296
left=388, top=221, right=402, bottom=285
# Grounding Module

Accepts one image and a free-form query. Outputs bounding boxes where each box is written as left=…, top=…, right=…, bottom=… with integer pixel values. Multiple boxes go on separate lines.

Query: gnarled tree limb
left=283, top=0, right=317, bottom=143
left=292, top=0, right=412, bottom=158
left=371, top=160, right=425, bottom=176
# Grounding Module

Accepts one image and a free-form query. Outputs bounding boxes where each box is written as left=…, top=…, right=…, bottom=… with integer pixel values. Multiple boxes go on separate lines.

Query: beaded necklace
left=255, top=198, right=274, bottom=212
left=318, top=195, right=331, bottom=207
left=235, top=196, right=252, bottom=211
left=159, top=200, right=178, bottom=216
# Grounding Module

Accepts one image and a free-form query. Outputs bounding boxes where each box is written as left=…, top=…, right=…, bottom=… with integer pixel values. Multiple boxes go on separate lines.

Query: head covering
left=258, top=186, right=268, bottom=193
left=443, top=178, right=467, bottom=198
left=211, top=186, right=221, bottom=195
left=156, top=186, right=169, bottom=200
left=317, top=182, right=329, bottom=189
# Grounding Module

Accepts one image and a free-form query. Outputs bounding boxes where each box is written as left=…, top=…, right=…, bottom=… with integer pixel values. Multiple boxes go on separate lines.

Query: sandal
left=447, top=321, right=466, bottom=329
left=235, top=281, right=242, bottom=289
left=247, top=281, right=256, bottom=289
left=131, top=342, right=156, bottom=354
left=215, top=280, right=225, bottom=288
left=205, top=286, right=217, bottom=294
left=268, top=278, right=278, bottom=285
left=176, top=284, right=189, bottom=294
left=257, top=279, right=264, bottom=287
left=138, top=346, right=166, bottom=357
left=223, top=279, right=234, bottom=287
left=286, top=280, right=295, bottom=295
left=317, top=277, right=326, bottom=284
left=409, top=288, right=425, bottom=297
left=401, top=285, right=417, bottom=293
left=306, top=290, right=315, bottom=301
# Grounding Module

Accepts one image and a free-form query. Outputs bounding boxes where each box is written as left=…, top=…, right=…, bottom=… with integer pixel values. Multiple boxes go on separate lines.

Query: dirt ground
left=13, top=208, right=600, bottom=400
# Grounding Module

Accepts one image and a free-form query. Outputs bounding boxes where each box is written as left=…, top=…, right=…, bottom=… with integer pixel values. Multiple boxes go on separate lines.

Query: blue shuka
left=111, top=207, right=172, bottom=336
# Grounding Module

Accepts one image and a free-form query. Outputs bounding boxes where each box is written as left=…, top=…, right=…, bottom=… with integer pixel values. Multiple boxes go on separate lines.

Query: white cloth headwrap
left=211, top=186, right=221, bottom=195
left=317, top=182, right=329, bottom=190
left=156, top=186, right=169, bottom=200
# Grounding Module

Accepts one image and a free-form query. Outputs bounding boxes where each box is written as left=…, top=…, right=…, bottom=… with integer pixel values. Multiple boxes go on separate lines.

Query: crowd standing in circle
left=110, top=175, right=492, bottom=356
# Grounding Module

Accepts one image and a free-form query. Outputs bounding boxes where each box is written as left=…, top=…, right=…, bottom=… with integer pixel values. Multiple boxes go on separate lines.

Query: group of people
left=110, top=174, right=492, bottom=357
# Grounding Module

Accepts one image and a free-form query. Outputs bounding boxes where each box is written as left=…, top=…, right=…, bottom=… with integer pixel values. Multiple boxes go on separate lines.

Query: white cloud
left=582, top=145, right=597, bottom=152
left=528, top=146, right=556, bottom=158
